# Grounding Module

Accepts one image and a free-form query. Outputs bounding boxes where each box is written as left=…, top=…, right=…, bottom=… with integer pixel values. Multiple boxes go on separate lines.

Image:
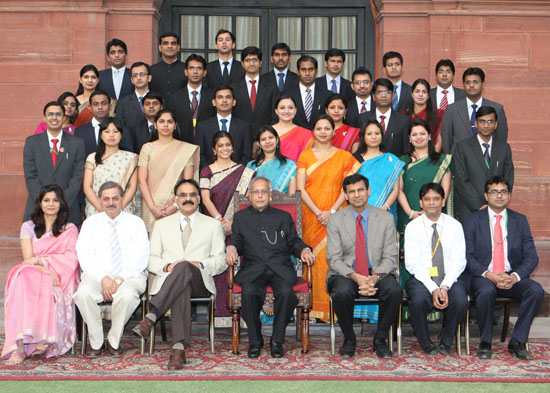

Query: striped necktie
left=304, top=88, right=313, bottom=123
left=109, top=220, right=123, bottom=276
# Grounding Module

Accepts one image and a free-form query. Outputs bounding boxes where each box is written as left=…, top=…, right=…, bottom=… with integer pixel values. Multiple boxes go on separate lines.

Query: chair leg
left=329, top=297, right=335, bottom=355
left=296, top=306, right=303, bottom=341
left=465, top=299, right=470, bottom=355
left=301, top=307, right=309, bottom=354
left=389, top=325, right=393, bottom=353
left=80, top=322, right=87, bottom=356
left=209, top=296, right=215, bottom=354
left=231, top=307, right=241, bottom=355
left=397, top=304, right=402, bottom=356
left=501, top=303, right=510, bottom=342
left=456, top=323, right=462, bottom=356
left=160, top=316, right=167, bottom=342
left=149, top=323, right=155, bottom=355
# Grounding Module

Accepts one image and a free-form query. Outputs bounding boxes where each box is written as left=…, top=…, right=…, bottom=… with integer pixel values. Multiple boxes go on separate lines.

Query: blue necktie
left=470, top=104, right=478, bottom=135
left=277, top=72, right=285, bottom=92
left=220, top=119, right=228, bottom=132
left=331, top=79, right=338, bottom=93
left=392, top=84, right=398, bottom=111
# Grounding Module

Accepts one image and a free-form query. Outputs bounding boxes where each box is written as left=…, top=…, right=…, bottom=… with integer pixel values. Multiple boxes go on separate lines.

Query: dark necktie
left=220, top=118, right=228, bottom=132
left=431, top=223, right=445, bottom=286
left=304, top=88, right=313, bottom=123
left=149, top=124, right=154, bottom=136
left=392, top=84, right=398, bottom=111
left=222, top=61, right=229, bottom=84
left=355, top=214, right=370, bottom=276
left=191, top=91, right=199, bottom=119
left=51, top=138, right=59, bottom=167
left=379, top=115, right=386, bottom=134
left=470, top=104, right=478, bottom=135
left=250, top=80, right=257, bottom=111
left=277, top=72, right=285, bottom=92
left=139, top=96, right=144, bottom=113
left=482, top=142, right=490, bottom=167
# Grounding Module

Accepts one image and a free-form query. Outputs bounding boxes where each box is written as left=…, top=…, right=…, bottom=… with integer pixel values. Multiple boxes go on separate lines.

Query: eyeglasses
left=132, top=72, right=148, bottom=78
left=464, top=80, right=482, bottom=86
left=375, top=90, right=392, bottom=96
left=487, top=189, right=510, bottom=196
left=244, top=58, right=259, bottom=63
left=353, top=80, right=371, bottom=86
left=177, top=192, right=198, bottom=198
left=46, top=112, right=63, bottom=118
left=386, top=62, right=401, bottom=67
left=250, top=189, right=269, bottom=195
left=477, top=119, right=495, bottom=126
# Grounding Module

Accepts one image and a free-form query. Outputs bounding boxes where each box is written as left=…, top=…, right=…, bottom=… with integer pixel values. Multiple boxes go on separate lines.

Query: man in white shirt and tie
left=382, top=51, right=411, bottom=113
left=405, top=182, right=469, bottom=356
left=99, top=38, right=134, bottom=100
left=315, top=48, right=354, bottom=101
left=260, top=42, right=299, bottom=93
left=74, top=181, right=149, bottom=358
left=347, top=67, right=373, bottom=128
left=115, top=61, right=151, bottom=131
left=429, top=59, right=465, bottom=112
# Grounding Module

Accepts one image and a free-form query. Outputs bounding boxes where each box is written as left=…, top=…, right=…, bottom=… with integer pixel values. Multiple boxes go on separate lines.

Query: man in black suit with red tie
left=464, top=176, right=544, bottom=361
left=383, top=51, right=412, bottom=113
left=166, top=54, right=215, bottom=143
left=260, top=43, right=299, bottom=94
left=195, top=86, right=252, bottom=169
left=346, top=67, right=374, bottom=128
left=287, top=56, right=331, bottom=130
left=98, top=39, right=134, bottom=100
left=205, top=29, right=245, bottom=90
left=358, top=78, right=410, bottom=157
left=315, top=48, right=355, bottom=101
left=233, top=46, right=279, bottom=139
left=429, top=59, right=466, bottom=112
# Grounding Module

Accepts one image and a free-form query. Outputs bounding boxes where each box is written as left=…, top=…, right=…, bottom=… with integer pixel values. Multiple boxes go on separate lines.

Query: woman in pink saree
left=2, top=185, right=79, bottom=365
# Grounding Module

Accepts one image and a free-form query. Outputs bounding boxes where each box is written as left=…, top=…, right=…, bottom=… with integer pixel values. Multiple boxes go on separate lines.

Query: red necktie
left=440, top=90, right=449, bottom=111
left=379, top=115, right=386, bottom=134
left=355, top=214, right=369, bottom=276
left=51, top=138, right=59, bottom=167
left=191, top=91, right=198, bottom=119
left=493, top=215, right=505, bottom=273
left=360, top=101, right=367, bottom=113
left=250, top=80, right=257, bottom=111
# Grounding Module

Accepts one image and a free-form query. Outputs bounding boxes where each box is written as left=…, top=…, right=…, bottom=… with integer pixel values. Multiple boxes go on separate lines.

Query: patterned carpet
left=1, top=328, right=549, bottom=382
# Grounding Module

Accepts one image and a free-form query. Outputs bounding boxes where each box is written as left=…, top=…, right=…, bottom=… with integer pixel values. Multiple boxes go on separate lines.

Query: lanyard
left=489, top=210, right=508, bottom=245
left=423, top=216, right=444, bottom=259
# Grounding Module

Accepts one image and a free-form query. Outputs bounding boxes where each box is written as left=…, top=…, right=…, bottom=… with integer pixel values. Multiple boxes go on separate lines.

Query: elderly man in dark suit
left=98, top=38, right=134, bottom=100
left=226, top=177, right=315, bottom=359
left=441, top=67, right=508, bottom=154
left=454, top=106, right=514, bottom=223
left=429, top=59, right=466, bottom=112
left=326, top=174, right=401, bottom=359
left=260, top=42, right=299, bottom=93
left=464, top=176, right=544, bottom=361
left=23, top=101, right=85, bottom=225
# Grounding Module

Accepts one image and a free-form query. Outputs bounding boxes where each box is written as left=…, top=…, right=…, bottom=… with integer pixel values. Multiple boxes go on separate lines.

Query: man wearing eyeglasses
left=441, top=67, right=508, bottom=154
left=454, top=106, right=514, bottom=223
left=346, top=67, right=374, bottom=128
left=464, top=176, right=544, bottom=361
left=114, top=62, right=151, bottom=131
left=132, top=179, right=227, bottom=370
left=226, top=177, right=315, bottom=359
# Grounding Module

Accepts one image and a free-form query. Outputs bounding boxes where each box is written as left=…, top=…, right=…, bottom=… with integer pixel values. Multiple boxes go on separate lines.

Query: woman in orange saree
left=297, top=114, right=360, bottom=321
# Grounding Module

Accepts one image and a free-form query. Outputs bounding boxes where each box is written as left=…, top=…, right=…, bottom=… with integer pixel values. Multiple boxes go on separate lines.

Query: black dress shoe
left=476, top=341, right=492, bottom=359
left=270, top=337, right=284, bottom=358
left=438, top=342, right=451, bottom=356
left=422, top=343, right=439, bottom=356
left=373, top=340, right=393, bottom=359
left=248, top=336, right=264, bottom=358
left=86, top=344, right=105, bottom=359
left=339, top=339, right=356, bottom=358
left=508, top=341, right=532, bottom=361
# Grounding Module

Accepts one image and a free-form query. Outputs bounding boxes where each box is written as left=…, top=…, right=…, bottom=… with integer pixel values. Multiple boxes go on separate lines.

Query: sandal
left=6, top=351, right=25, bottom=366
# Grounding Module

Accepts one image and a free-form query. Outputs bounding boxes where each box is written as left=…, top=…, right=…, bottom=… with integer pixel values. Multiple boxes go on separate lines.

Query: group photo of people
left=2, top=28, right=544, bottom=373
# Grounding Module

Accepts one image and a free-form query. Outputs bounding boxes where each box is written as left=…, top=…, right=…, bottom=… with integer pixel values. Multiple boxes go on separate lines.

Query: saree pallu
left=35, top=122, right=75, bottom=135
left=331, top=124, right=361, bottom=152
left=85, top=150, right=138, bottom=217
left=298, top=149, right=360, bottom=320
left=280, top=126, right=314, bottom=163
left=1, top=224, right=79, bottom=360
left=139, top=140, right=199, bottom=232
left=247, top=158, right=297, bottom=194
left=200, top=164, right=255, bottom=317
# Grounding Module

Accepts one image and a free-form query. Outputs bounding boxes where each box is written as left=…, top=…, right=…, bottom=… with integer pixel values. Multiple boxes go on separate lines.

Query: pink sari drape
left=280, top=126, right=314, bottom=162
left=1, top=224, right=80, bottom=359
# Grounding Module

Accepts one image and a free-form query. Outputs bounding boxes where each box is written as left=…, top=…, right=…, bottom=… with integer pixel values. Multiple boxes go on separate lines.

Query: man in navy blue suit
left=464, top=176, right=544, bottom=361
left=98, top=39, right=134, bottom=100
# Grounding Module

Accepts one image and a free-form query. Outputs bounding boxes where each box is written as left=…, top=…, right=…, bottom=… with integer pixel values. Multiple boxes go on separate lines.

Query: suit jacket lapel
left=342, top=207, right=357, bottom=244
left=506, top=210, right=516, bottom=255
left=236, top=80, right=253, bottom=112
left=38, top=132, right=54, bottom=170
left=366, top=209, right=379, bottom=262
left=54, top=135, right=70, bottom=170
left=479, top=209, right=492, bottom=253
left=459, top=100, right=472, bottom=133
left=469, top=138, right=488, bottom=173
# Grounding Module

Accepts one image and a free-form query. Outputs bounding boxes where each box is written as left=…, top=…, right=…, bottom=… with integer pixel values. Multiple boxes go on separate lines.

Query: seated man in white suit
left=133, top=179, right=226, bottom=370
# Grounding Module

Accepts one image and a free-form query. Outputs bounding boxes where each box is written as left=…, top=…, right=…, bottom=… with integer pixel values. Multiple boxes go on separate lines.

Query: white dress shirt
left=477, top=134, right=492, bottom=158
left=179, top=210, right=198, bottom=232
left=299, top=82, right=315, bottom=106
left=216, top=113, right=232, bottom=131
left=245, top=75, right=260, bottom=97
left=405, top=213, right=467, bottom=293
left=46, top=129, right=63, bottom=151
left=92, top=117, right=101, bottom=144
left=466, top=97, right=483, bottom=119
left=188, top=84, right=202, bottom=106
left=436, top=85, right=456, bottom=109
left=135, top=89, right=149, bottom=104
left=326, top=74, right=341, bottom=93
left=76, top=211, right=150, bottom=282
left=112, top=66, right=126, bottom=99
left=375, top=107, right=392, bottom=125
left=218, top=57, right=234, bottom=74
left=356, top=96, right=372, bottom=113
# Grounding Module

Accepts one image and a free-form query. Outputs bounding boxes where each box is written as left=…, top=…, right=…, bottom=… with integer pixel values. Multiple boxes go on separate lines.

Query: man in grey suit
left=429, top=59, right=466, bottom=111
left=326, top=174, right=401, bottom=358
left=441, top=67, right=508, bottom=154
left=23, top=101, right=86, bottom=225
left=454, top=106, right=514, bottom=223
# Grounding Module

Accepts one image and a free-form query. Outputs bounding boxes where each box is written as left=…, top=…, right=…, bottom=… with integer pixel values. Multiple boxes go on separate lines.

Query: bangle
left=408, top=210, right=415, bottom=219
left=330, top=208, right=336, bottom=215
left=215, top=214, right=222, bottom=220
left=384, top=203, right=390, bottom=210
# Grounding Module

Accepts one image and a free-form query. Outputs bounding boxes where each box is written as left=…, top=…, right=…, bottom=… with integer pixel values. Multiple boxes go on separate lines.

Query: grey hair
left=98, top=181, right=124, bottom=198
left=248, top=176, right=272, bottom=192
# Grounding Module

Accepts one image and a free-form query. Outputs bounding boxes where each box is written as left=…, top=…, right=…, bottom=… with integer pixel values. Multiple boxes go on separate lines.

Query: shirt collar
left=299, top=82, right=315, bottom=94
left=437, top=85, right=453, bottom=93
left=217, top=113, right=232, bottom=123
left=326, top=74, right=341, bottom=84
left=187, top=84, right=202, bottom=95
left=46, top=129, right=63, bottom=144
left=488, top=206, right=507, bottom=220
left=102, top=211, right=124, bottom=225
left=219, top=57, right=234, bottom=67
left=477, top=134, right=492, bottom=147
left=112, top=66, right=126, bottom=74
left=376, top=107, right=391, bottom=118
left=135, top=90, right=149, bottom=100
left=179, top=210, right=198, bottom=228
left=250, top=205, right=272, bottom=214
left=394, top=79, right=402, bottom=88
left=422, top=212, right=444, bottom=228
left=275, top=68, right=288, bottom=76
left=92, top=117, right=101, bottom=128
left=245, top=75, right=259, bottom=84
left=351, top=205, right=370, bottom=220
left=466, top=96, right=483, bottom=107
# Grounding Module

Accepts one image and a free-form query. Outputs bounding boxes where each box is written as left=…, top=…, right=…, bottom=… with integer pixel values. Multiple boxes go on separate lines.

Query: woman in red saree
left=325, top=94, right=361, bottom=153
left=2, top=185, right=79, bottom=365
left=297, top=115, right=360, bottom=321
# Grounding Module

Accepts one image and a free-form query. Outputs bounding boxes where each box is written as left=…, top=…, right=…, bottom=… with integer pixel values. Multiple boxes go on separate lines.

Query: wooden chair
left=227, top=190, right=313, bottom=354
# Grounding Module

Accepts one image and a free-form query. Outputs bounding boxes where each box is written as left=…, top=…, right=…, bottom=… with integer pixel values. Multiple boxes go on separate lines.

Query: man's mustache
left=181, top=200, right=194, bottom=206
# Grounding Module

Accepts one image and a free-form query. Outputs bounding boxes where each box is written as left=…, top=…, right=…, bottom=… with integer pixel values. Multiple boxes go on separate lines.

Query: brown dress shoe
left=106, top=340, right=123, bottom=357
left=167, top=349, right=186, bottom=370
left=132, top=318, right=154, bottom=339
left=86, top=344, right=105, bottom=359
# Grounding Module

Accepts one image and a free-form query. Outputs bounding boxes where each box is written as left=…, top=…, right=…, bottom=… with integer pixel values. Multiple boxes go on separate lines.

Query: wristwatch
left=198, top=261, right=205, bottom=269
left=440, top=285, right=449, bottom=291
left=114, top=278, right=122, bottom=285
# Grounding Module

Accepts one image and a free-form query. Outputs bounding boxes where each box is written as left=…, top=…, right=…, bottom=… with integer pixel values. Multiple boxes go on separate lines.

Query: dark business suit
left=441, top=97, right=508, bottom=154
left=429, top=86, right=466, bottom=110
left=129, top=119, right=154, bottom=155
left=315, top=75, right=355, bottom=101
left=231, top=205, right=309, bottom=345
left=358, top=109, right=411, bottom=157
left=287, top=83, right=331, bottom=130
left=232, top=77, right=279, bottom=138
left=454, top=136, right=514, bottom=222
left=74, top=121, right=134, bottom=156
left=395, top=81, right=412, bottom=113
left=260, top=69, right=300, bottom=93
left=195, top=116, right=252, bottom=169
left=346, top=96, right=373, bottom=128
left=464, top=208, right=544, bottom=344
left=23, top=132, right=85, bottom=225
left=115, top=92, right=144, bottom=131
left=165, top=86, right=216, bottom=143
left=205, top=59, right=245, bottom=89
left=98, top=68, right=134, bottom=100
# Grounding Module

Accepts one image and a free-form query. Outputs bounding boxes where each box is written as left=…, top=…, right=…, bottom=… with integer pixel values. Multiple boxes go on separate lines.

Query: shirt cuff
left=482, top=270, right=489, bottom=278
left=511, top=272, right=521, bottom=282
